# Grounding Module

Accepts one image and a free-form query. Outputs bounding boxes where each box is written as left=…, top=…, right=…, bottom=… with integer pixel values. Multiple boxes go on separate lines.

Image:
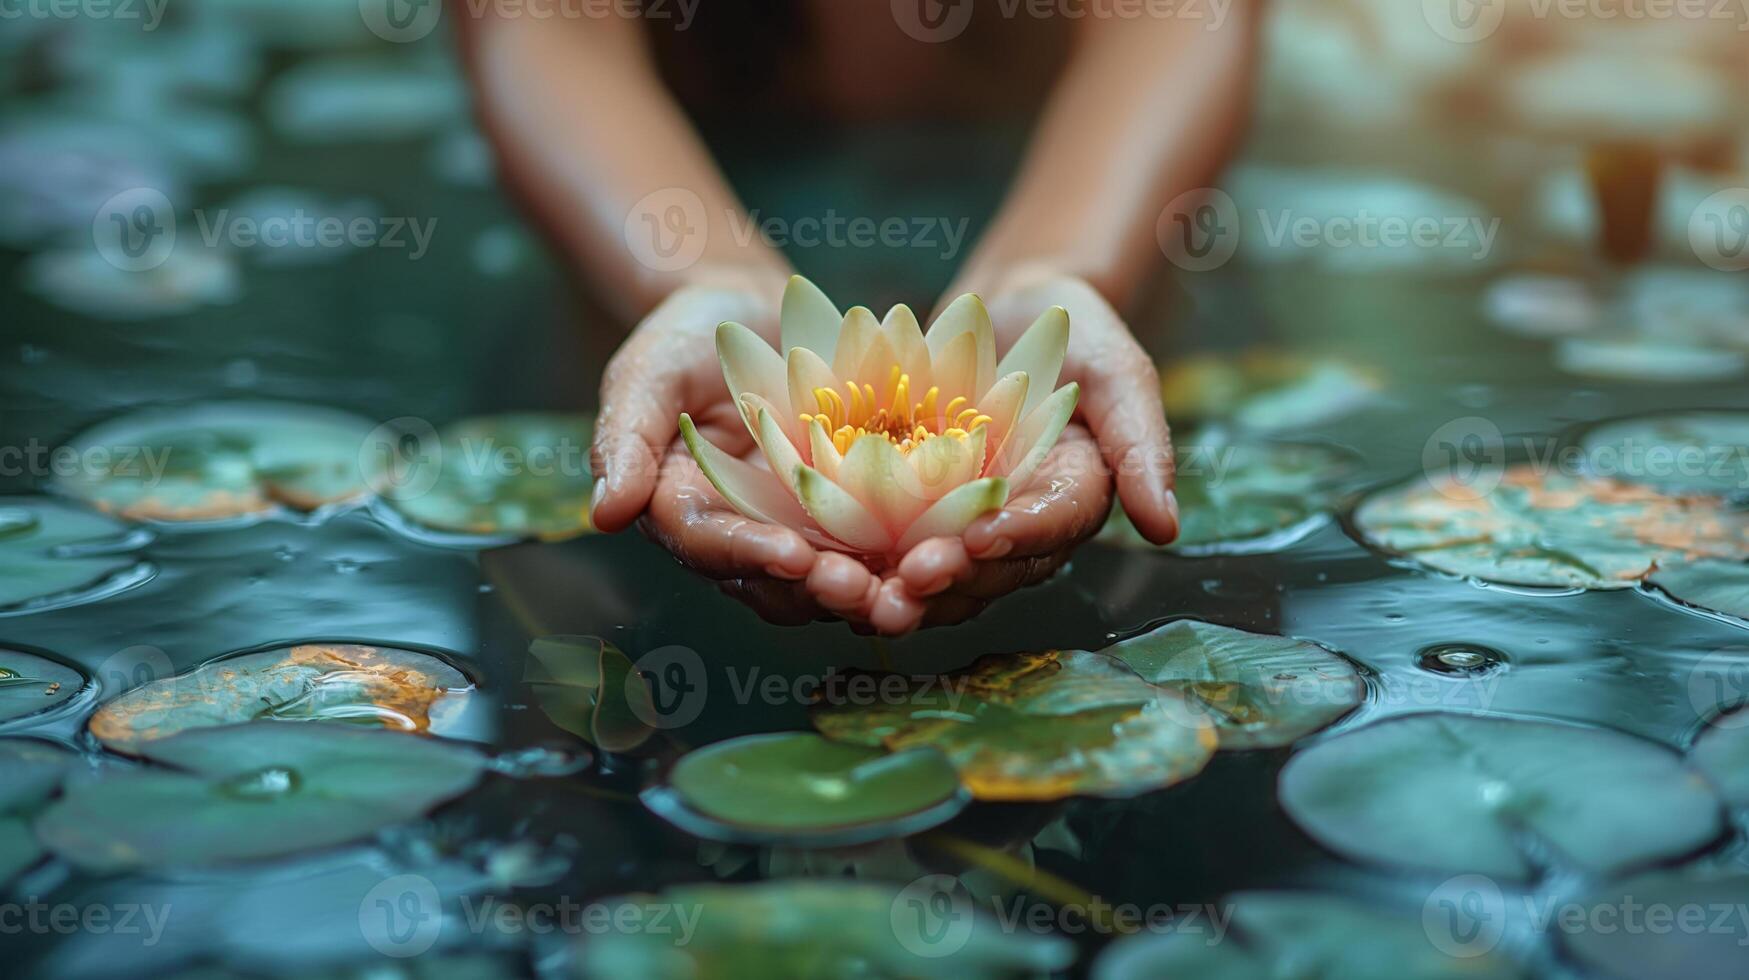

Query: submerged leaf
left=88, top=643, right=472, bottom=754
left=1353, top=464, right=1749, bottom=589
left=0, top=648, right=85, bottom=723
left=1278, top=713, right=1721, bottom=879
left=0, top=498, right=149, bottom=612
left=645, top=732, right=967, bottom=847
left=36, top=722, right=486, bottom=871
left=375, top=413, right=596, bottom=540
left=1102, top=620, right=1364, bottom=748
left=524, top=635, right=655, bottom=752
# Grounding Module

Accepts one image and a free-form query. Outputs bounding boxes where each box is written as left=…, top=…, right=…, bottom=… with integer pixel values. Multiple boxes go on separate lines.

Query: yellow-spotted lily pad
left=54, top=401, right=376, bottom=521
left=1278, top=713, right=1722, bottom=879
left=1102, top=620, right=1364, bottom=749
left=524, top=635, right=654, bottom=752
left=0, top=648, right=86, bottom=723
left=642, top=732, right=968, bottom=847
left=36, top=722, right=486, bottom=871
left=579, top=879, right=1073, bottom=980
left=0, top=498, right=150, bottom=612
left=1353, top=465, right=1749, bottom=590
left=372, top=413, right=595, bottom=540
left=88, top=643, right=472, bottom=754
left=812, top=650, right=1215, bottom=802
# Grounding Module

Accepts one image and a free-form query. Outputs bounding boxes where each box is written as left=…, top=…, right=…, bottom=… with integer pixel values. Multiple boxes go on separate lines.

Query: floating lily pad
left=524, top=635, right=654, bottom=752
left=1556, top=336, right=1746, bottom=382
left=579, top=879, right=1073, bottom=980
left=0, top=497, right=150, bottom=612
left=88, top=643, right=472, bottom=754
left=36, top=722, right=486, bottom=871
left=0, top=648, right=85, bottom=723
left=23, top=246, right=242, bottom=322
left=1649, top=560, right=1749, bottom=623
left=1161, top=351, right=1379, bottom=433
left=1561, top=869, right=1749, bottom=980
left=812, top=650, right=1215, bottom=802
left=374, top=414, right=596, bottom=540
left=1102, top=440, right=1358, bottom=554
left=1690, top=712, right=1749, bottom=807
left=54, top=401, right=376, bottom=521
left=1353, top=465, right=1749, bottom=590
left=0, top=739, right=73, bottom=883
left=642, top=732, right=968, bottom=847
left=1278, top=713, right=1722, bottom=879
left=1095, top=890, right=1527, bottom=980
left=1577, top=411, right=1749, bottom=498
left=1102, top=620, right=1364, bottom=749
left=1483, top=274, right=1600, bottom=338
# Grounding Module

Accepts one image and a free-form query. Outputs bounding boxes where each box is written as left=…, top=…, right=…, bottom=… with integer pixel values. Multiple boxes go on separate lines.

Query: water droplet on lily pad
left=35, top=722, right=486, bottom=872
left=642, top=732, right=968, bottom=847
left=0, top=497, right=151, bottom=613
left=88, top=642, right=473, bottom=754
left=812, top=650, right=1214, bottom=802
left=54, top=401, right=377, bottom=522
left=1416, top=643, right=1507, bottom=677
left=1279, top=713, right=1721, bottom=879
left=1354, top=464, right=1749, bottom=590
left=0, top=648, right=86, bottom=723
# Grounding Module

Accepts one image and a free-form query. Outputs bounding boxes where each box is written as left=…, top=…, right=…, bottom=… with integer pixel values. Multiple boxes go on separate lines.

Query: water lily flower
left=680, top=276, right=1079, bottom=559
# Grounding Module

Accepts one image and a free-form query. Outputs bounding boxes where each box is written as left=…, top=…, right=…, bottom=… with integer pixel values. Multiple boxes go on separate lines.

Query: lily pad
left=642, top=732, right=968, bottom=847
left=1102, top=440, right=1358, bottom=554
left=1560, top=869, right=1749, bottom=980
left=54, top=401, right=376, bottom=521
left=0, top=498, right=150, bottom=612
left=1689, top=711, right=1749, bottom=807
left=1095, top=890, right=1527, bottom=980
left=0, top=648, right=86, bottom=723
left=88, top=643, right=473, bottom=754
left=374, top=414, right=596, bottom=540
left=1556, top=336, right=1746, bottom=383
left=36, top=722, right=486, bottom=872
left=1161, top=351, right=1379, bottom=433
left=0, top=739, right=73, bottom=883
left=1102, top=620, right=1364, bottom=749
left=579, top=879, right=1073, bottom=979
left=1353, top=464, right=1749, bottom=590
left=1649, top=560, right=1749, bottom=623
left=812, top=650, right=1215, bottom=802
left=524, top=635, right=654, bottom=752
left=1577, top=411, right=1749, bottom=497
left=1278, top=713, right=1722, bottom=879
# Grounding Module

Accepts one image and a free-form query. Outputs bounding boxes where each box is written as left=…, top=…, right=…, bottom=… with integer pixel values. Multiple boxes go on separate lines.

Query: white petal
left=882, top=304, right=933, bottom=394
left=925, top=293, right=995, bottom=401
left=780, top=275, right=840, bottom=360
left=837, top=434, right=929, bottom=530
left=808, top=419, right=842, bottom=482
left=718, top=321, right=790, bottom=439
left=786, top=346, right=839, bottom=431
left=795, top=465, right=893, bottom=553
left=894, top=478, right=1008, bottom=553
left=679, top=414, right=809, bottom=527
left=977, top=371, right=1029, bottom=466
left=832, top=306, right=880, bottom=379
left=908, top=426, right=985, bottom=501
left=930, top=331, right=980, bottom=409
left=995, top=306, right=1068, bottom=418
left=753, top=404, right=806, bottom=499
left=988, top=383, right=1079, bottom=490
left=853, top=332, right=900, bottom=398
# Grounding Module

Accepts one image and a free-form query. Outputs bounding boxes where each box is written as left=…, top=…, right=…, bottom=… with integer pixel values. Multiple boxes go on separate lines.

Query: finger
left=1074, top=344, right=1177, bottom=545
left=590, top=328, right=726, bottom=533
left=943, top=552, right=1071, bottom=601
left=964, top=425, right=1113, bottom=560
left=639, top=445, right=816, bottom=581
left=896, top=538, right=973, bottom=597
left=807, top=552, right=881, bottom=617
left=868, top=576, right=926, bottom=636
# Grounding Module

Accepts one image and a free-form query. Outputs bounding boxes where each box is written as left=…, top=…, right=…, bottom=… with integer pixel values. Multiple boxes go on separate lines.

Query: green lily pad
left=36, top=722, right=486, bottom=871
left=524, top=635, right=655, bottom=752
left=812, top=650, right=1215, bottom=802
left=1649, top=559, right=1749, bottom=622
left=0, top=648, right=86, bottom=723
left=374, top=413, right=595, bottom=540
left=1102, top=440, right=1358, bottom=554
left=1353, top=464, right=1749, bottom=590
left=1102, top=620, right=1364, bottom=749
left=54, top=401, right=376, bottom=521
left=0, top=739, right=73, bottom=883
left=1161, top=351, right=1379, bottom=434
left=1557, top=336, right=1745, bottom=383
left=1689, top=711, right=1749, bottom=807
left=643, top=732, right=968, bottom=846
left=579, top=879, right=1074, bottom=979
left=1278, top=713, right=1722, bottom=879
left=1095, top=890, right=1528, bottom=980
left=0, top=498, right=150, bottom=612
left=1577, top=411, right=1749, bottom=497
left=1560, top=869, right=1749, bottom=980
left=88, top=643, right=473, bottom=754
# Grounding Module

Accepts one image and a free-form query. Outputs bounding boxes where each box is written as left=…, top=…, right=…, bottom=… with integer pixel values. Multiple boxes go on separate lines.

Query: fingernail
left=588, top=477, right=608, bottom=523
left=1165, top=489, right=1179, bottom=522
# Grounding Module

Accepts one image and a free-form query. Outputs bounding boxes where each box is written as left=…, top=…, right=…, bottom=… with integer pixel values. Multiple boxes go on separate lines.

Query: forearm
left=454, top=11, right=791, bottom=325
left=953, top=3, right=1264, bottom=307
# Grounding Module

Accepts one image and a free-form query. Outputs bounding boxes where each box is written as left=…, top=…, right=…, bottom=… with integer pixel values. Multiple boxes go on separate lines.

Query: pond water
left=5, top=12, right=1749, bottom=980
